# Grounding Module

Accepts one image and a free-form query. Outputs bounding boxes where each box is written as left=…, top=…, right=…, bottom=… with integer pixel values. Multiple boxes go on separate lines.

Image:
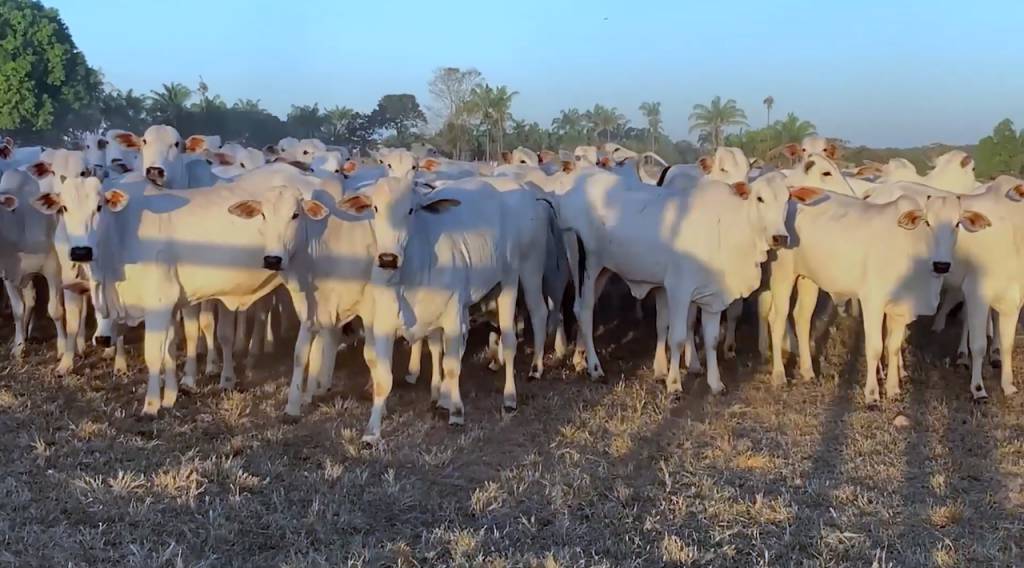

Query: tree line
left=1, top=0, right=1021, bottom=178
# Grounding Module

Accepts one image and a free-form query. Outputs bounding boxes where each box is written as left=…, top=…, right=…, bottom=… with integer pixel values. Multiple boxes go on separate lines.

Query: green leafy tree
left=99, top=87, right=147, bottom=133
left=371, top=94, right=426, bottom=148
left=773, top=112, right=817, bottom=144
left=587, top=104, right=626, bottom=143
left=551, top=108, right=588, bottom=148
left=286, top=103, right=325, bottom=139
left=428, top=67, right=482, bottom=159
left=232, top=98, right=265, bottom=112
left=689, top=96, right=748, bottom=149
left=639, top=101, right=662, bottom=151
left=975, top=118, right=1024, bottom=179
left=322, top=105, right=356, bottom=145
left=147, top=82, right=192, bottom=127
left=0, top=0, right=102, bottom=141
left=763, top=96, right=774, bottom=127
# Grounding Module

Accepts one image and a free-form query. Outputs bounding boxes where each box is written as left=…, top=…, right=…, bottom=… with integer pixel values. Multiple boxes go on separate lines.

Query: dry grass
left=1, top=297, right=1023, bottom=567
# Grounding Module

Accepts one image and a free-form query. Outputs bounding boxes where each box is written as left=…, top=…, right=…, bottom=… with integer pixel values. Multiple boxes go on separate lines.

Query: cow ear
left=342, top=160, right=358, bottom=174
left=501, top=151, right=512, bottom=165
left=1005, top=184, right=1024, bottom=202
left=227, top=199, right=263, bottom=219
left=27, top=161, right=53, bottom=179
left=960, top=210, right=991, bottom=232
left=731, top=181, right=750, bottom=200
left=104, top=189, right=130, bottom=212
left=0, top=143, right=12, bottom=160
left=211, top=152, right=234, bottom=166
left=897, top=209, right=925, bottom=230
left=262, top=144, right=279, bottom=158
left=782, top=143, right=801, bottom=160
left=960, top=155, right=973, bottom=169
left=421, top=198, right=461, bottom=214
left=853, top=164, right=882, bottom=178
left=789, top=186, right=826, bottom=205
left=560, top=160, right=574, bottom=173
left=32, top=192, right=62, bottom=215
left=697, top=156, right=713, bottom=174
left=421, top=158, right=440, bottom=172
left=824, top=142, right=839, bottom=160
left=337, top=193, right=373, bottom=215
left=184, top=135, right=207, bottom=154
left=113, top=131, right=141, bottom=150
left=97, top=138, right=108, bottom=150
left=0, top=194, right=18, bottom=211
left=2, top=136, right=13, bottom=148
left=302, top=199, right=329, bottom=220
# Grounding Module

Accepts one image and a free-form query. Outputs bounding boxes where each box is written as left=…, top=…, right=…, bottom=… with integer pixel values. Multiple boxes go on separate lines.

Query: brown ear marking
left=697, top=156, right=712, bottom=174
left=824, top=142, right=839, bottom=160
left=732, top=181, right=750, bottom=199
left=184, top=136, right=206, bottom=154
left=338, top=193, right=373, bottom=214
left=501, top=151, right=512, bottom=165
left=114, top=132, right=141, bottom=149
left=789, top=185, right=824, bottom=204
left=28, top=161, right=53, bottom=178
left=782, top=143, right=801, bottom=159
left=960, top=155, right=973, bottom=168
left=421, top=158, right=440, bottom=172
left=898, top=209, right=925, bottom=230
left=302, top=199, right=329, bottom=220
left=227, top=200, right=263, bottom=219
left=560, top=160, right=574, bottom=173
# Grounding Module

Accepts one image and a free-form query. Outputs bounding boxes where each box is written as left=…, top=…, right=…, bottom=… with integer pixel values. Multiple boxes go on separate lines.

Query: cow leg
left=955, top=316, right=970, bottom=367
left=405, top=338, right=423, bottom=384
left=75, top=295, right=88, bottom=354
left=577, top=259, right=605, bottom=380
left=162, top=320, right=179, bottom=409
left=363, top=326, right=396, bottom=444
left=486, top=330, right=502, bottom=372
left=652, top=288, right=668, bottom=377
left=932, top=287, right=962, bottom=332
left=201, top=302, right=219, bottom=375
left=5, top=280, right=27, bottom=360
left=995, top=304, right=1019, bottom=396
left=233, top=307, right=248, bottom=360
left=22, top=280, right=38, bottom=343
left=756, top=290, right=771, bottom=360
left=248, top=300, right=268, bottom=364
left=988, top=311, right=1001, bottom=368
left=966, top=297, right=990, bottom=400
left=427, top=329, right=443, bottom=403
left=43, top=270, right=67, bottom=361
left=522, top=266, right=548, bottom=381
left=284, top=322, right=313, bottom=417
left=439, top=323, right=467, bottom=426
left=884, top=314, right=909, bottom=398
left=113, top=334, right=128, bottom=377
left=142, top=308, right=174, bottom=416
left=57, top=291, right=85, bottom=375
left=722, top=300, right=741, bottom=360
left=217, top=307, right=237, bottom=390
left=861, top=302, right=884, bottom=406
left=180, top=304, right=200, bottom=392
left=313, top=327, right=339, bottom=396
left=664, top=292, right=691, bottom=396
left=497, top=279, right=521, bottom=412
left=702, top=308, right=726, bottom=394
left=768, top=271, right=796, bottom=387
left=794, top=277, right=819, bottom=382
left=684, top=307, right=702, bottom=373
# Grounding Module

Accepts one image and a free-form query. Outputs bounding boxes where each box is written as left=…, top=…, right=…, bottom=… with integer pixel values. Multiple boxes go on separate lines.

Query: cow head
left=897, top=195, right=990, bottom=275
left=747, top=173, right=824, bottom=250
left=226, top=185, right=328, bottom=271
left=787, top=153, right=857, bottom=196
left=184, top=134, right=222, bottom=156
left=115, top=125, right=186, bottom=188
left=278, top=138, right=326, bottom=165
left=210, top=145, right=267, bottom=180
left=573, top=146, right=599, bottom=166
left=82, top=132, right=109, bottom=178
left=698, top=146, right=751, bottom=185
left=512, top=147, right=539, bottom=167
left=337, top=174, right=459, bottom=275
left=0, top=193, right=18, bottom=211
left=927, top=150, right=977, bottom=191
left=32, top=176, right=128, bottom=261
left=375, top=148, right=419, bottom=178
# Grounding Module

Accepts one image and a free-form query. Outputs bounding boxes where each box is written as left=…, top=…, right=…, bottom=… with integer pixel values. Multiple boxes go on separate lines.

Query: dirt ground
left=0, top=291, right=1022, bottom=567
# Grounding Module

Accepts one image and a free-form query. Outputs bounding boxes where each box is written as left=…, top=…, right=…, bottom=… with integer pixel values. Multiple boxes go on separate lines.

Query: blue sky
left=46, top=0, right=1024, bottom=147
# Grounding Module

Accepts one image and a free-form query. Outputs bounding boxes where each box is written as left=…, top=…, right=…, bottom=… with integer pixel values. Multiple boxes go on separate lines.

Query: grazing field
left=1, top=300, right=1022, bottom=567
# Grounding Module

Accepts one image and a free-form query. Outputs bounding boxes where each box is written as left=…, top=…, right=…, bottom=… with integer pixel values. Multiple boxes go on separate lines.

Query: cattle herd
left=0, top=128, right=1021, bottom=444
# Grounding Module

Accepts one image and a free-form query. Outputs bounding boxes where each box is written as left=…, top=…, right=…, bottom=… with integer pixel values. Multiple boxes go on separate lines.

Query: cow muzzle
left=146, top=166, right=166, bottom=185
left=263, top=255, right=283, bottom=271
left=770, top=234, right=789, bottom=249
left=377, top=253, right=399, bottom=270
left=932, top=261, right=951, bottom=274
left=94, top=335, right=112, bottom=348
left=70, top=246, right=94, bottom=262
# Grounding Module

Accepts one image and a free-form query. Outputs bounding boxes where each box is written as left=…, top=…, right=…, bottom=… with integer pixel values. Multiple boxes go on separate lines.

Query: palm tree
left=233, top=98, right=265, bottom=112
left=465, top=84, right=518, bottom=159
left=551, top=108, right=585, bottom=135
left=323, top=105, right=356, bottom=144
left=148, top=82, right=192, bottom=126
left=466, top=84, right=496, bottom=160
left=763, top=96, right=774, bottom=127
left=688, top=96, right=748, bottom=149
left=588, top=104, right=626, bottom=143
left=489, top=85, right=518, bottom=154
left=639, top=101, right=662, bottom=151
left=772, top=113, right=817, bottom=144
left=286, top=104, right=325, bottom=139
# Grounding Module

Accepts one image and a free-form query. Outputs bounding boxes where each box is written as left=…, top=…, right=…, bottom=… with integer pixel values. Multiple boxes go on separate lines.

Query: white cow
left=114, top=126, right=216, bottom=189
left=656, top=146, right=751, bottom=189
left=767, top=189, right=989, bottom=404
left=209, top=144, right=268, bottom=180
left=341, top=168, right=554, bottom=442
left=856, top=150, right=979, bottom=194
left=0, top=169, right=66, bottom=360
left=558, top=168, right=810, bottom=395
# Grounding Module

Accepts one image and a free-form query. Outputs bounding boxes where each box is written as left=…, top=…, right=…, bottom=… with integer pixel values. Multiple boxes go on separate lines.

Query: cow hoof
left=281, top=413, right=301, bottom=425
left=668, top=390, right=684, bottom=404
left=360, top=433, right=381, bottom=447
left=1003, top=384, right=1019, bottom=397
left=502, top=404, right=518, bottom=416
left=799, top=368, right=816, bottom=383
left=404, top=373, right=418, bottom=385
left=972, top=393, right=989, bottom=404
left=11, top=345, right=25, bottom=361
left=710, top=383, right=726, bottom=396
left=448, top=410, right=465, bottom=427
left=161, top=393, right=177, bottom=409
left=770, top=370, right=787, bottom=387
left=528, top=366, right=542, bottom=381
left=865, top=400, right=880, bottom=411
left=140, top=402, right=160, bottom=418
left=955, top=353, right=969, bottom=369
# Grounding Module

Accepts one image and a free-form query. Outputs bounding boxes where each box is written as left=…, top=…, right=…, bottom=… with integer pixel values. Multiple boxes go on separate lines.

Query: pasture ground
left=0, top=293, right=1022, bottom=567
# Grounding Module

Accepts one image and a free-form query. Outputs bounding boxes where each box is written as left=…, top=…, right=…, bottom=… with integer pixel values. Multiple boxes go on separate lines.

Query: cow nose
left=932, top=261, right=951, bottom=274
left=378, top=253, right=399, bottom=269
left=771, top=234, right=789, bottom=248
left=263, top=255, right=283, bottom=271
left=94, top=335, right=112, bottom=348
left=69, top=246, right=93, bottom=262
left=146, top=166, right=165, bottom=182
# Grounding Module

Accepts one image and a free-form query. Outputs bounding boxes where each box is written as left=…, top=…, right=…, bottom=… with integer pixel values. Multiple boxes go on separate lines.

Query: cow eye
left=924, top=220, right=931, bottom=227
left=174, top=141, right=180, bottom=148
left=756, top=196, right=764, bottom=203
left=387, top=164, right=392, bottom=170
left=303, top=150, right=309, bottom=155
left=142, top=139, right=147, bottom=145
left=240, top=162, right=247, bottom=169
left=822, top=171, right=833, bottom=177
left=720, top=168, right=727, bottom=172
left=87, top=145, right=91, bottom=150
left=291, top=212, right=300, bottom=220
left=96, top=205, right=102, bottom=212
left=81, top=169, right=90, bottom=177
left=955, top=221, right=961, bottom=228
left=408, top=208, right=414, bottom=215
left=334, top=169, right=341, bottom=174
left=57, top=206, right=67, bottom=215
left=412, top=165, right=418, bottom=170
left=373, top=205, right=379, bottom=213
